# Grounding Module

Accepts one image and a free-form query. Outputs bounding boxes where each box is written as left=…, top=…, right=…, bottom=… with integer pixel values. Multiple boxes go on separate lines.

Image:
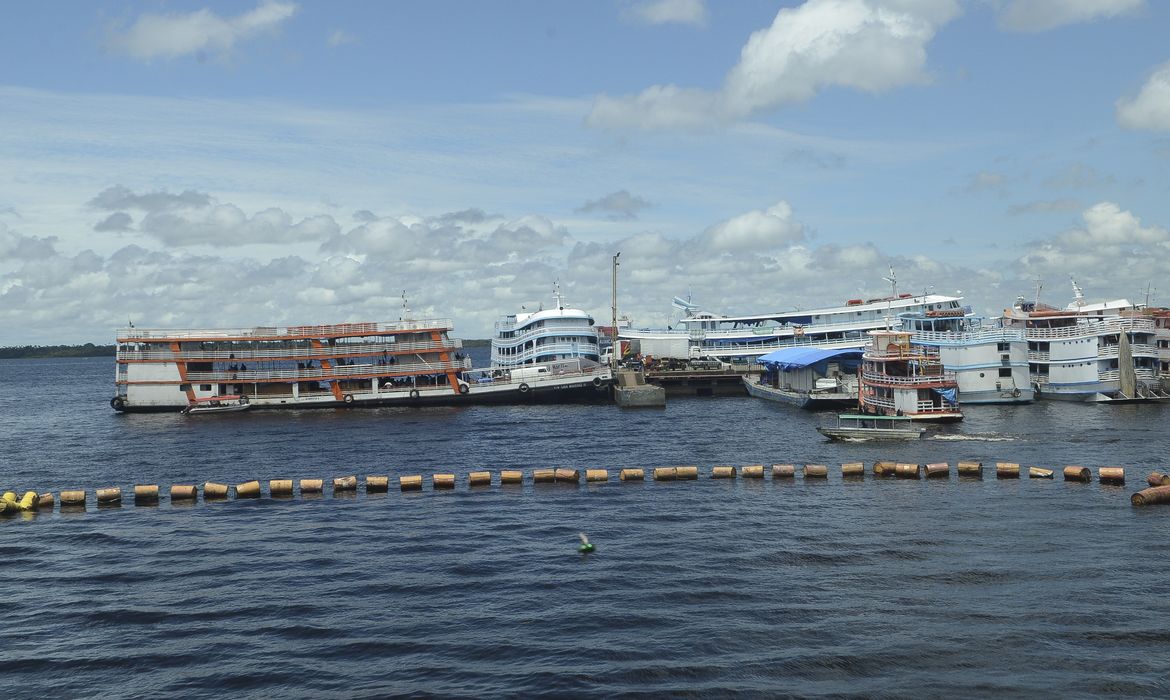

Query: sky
left=2, top=0, right=1170, bottom=344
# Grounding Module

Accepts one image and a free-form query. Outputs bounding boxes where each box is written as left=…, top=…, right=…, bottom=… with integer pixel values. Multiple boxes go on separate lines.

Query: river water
left=2, top=356, right=1169, bottom=697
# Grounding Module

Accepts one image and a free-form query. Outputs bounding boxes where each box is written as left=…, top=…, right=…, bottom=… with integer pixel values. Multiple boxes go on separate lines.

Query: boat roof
left=838, top=414, right=916, bottom=422
left=679, top=294, right=961, bottom=325
left=757, top=347, right=863, bottom=371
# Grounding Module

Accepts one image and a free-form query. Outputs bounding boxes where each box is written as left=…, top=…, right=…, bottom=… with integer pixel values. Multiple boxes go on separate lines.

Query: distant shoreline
left=1, top=339, right=494, bottom=359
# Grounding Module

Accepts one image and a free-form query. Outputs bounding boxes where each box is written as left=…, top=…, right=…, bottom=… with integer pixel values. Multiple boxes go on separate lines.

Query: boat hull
left=742, top=377, right=855, bottom=409
left=816, top=427, right=925, bottom=441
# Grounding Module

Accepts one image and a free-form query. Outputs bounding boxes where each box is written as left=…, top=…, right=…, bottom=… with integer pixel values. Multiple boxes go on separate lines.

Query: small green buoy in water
left=578, top=532, right=594, bottom=554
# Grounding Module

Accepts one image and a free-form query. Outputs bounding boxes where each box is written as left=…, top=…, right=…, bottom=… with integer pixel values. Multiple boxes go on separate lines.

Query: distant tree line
left=0, top=344, right=116, bottom=359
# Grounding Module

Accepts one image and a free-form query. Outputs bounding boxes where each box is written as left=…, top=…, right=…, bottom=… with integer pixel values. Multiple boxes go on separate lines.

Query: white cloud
left=588, top=0, right=961, bottom=129
left=1117, top=60, right=1170, bottom=132
left=698, top=201, right=805, bottom=251
left=327, top=29, right=357, bottom=47
left=576, top=190, right=654, bottom=220
left=0, top=222, right=58, bottom=261
left=626, top=0, right=708, bottom=26
left=106, top=1, right=297, bottom=61
left=996, top=0, right=1145, bottom=32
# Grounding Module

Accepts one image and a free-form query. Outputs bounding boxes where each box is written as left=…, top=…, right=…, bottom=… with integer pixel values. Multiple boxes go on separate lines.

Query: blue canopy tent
left=756, top=347, right=863, bottom=376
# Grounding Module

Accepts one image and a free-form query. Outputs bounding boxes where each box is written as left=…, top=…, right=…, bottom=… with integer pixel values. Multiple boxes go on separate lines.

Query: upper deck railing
left=117, top=319, right=455, bottom=342
left=117, top=338, right=461, bottom=362
left=1011, top=317, right=1155, bottom=340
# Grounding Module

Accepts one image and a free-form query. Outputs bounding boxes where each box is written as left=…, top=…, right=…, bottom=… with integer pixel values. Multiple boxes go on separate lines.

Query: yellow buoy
left=1099, top=467, right=1126, bottom=485
left=585, top=469, right=608, bottom=482
left=366, top=475, right=389, bottom=492
left=1, top=491, right=15, bottom=505
left=399, top=475, right=423, bottom=491
left=299, top=478, right=324, bottom=494
left=652, top=467, right=677, bottom=481
left=555, top=468, right=580, bottom=483
left=924, top=463, right=949, bottom=479
left=742, top=465, right=765, bottom=479
left=533, top=469, right=556, bottom=483
left=96, top=487, right=122, bottom=505
left=996, top=462, right=1020, bottom=479
left=1062, top=466, right=1091, bottom=483
left=170, top=485, right=197, bottom=501
left=1028, top=467, right=1054, bottom=479
left=203, top=482, right=229, bottom=499
left=333, top=475, right=358, bottom=492
left=957, top=461, right=983, bottom=477
left=500, top=470, right=523, bottom=484
left=18, top=491, right=38, bottom=511
left=468, top=471, right=492, bottom=487
left=711, top=466, right=736, bottom=479
left=432, top=473, right=456, bottom=489
left=841, top=462, right=864, bottom=478
left=619, top=468, right=645, bottom=481
left=772, top=464, right=796, bottom=479
left=676, top=466, right=699, bottom=480
left=60, top=489, right=87, bottom=506
left=235, top=481, right=261, bottom=499
left=134, top=485, right=160, bottom=504
left=269, top=479, right=294, bottom=497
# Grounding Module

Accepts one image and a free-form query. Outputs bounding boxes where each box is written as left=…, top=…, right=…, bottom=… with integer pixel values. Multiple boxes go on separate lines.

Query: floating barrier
left=925, top=463, right=949, bottom=479
left=366, top=476, right=389, bottom=492
left=773, top=464, right=796, bottom=479
left=333, top=476, right=358, bottom=492
left=432, top=473, right=456, bottom=489
left=711, top=466, right=736, bottom=479
left=533, top=469, right=556, bottom=483
left=1063, top=466, right=1091, bottom=483
left=400, top=475, right=423, bottom=491
left=804, top=464, right=828, bottom=479
left=1028, top=467, right=1054, bottom=480
left=60, top=490, right=86, bottom=506
left=37, top=492, right=55, bottom=510
left=468, top=471, right=492, bottom=486
left=555, top=468, right=580, bottom=483
left=2, top=492, right=14, bottom=505
left=19, top=491, right=37, bottom=511
left=134, top=485, right=159, bottom=504
left=235, top=481, right=261, bottom=499
left=171, top=485, right=197, bottom=501
left=299, top=479, right=323, bottom=494
left=957, top=461, right=983, bottom=477
left=585, top=469, right=608, bottom=482
left=500, top=470, right=523, bottom=485
left=742, top=465, right=764, bottom=479
left=653, top=467, right=676, bottom=481
left=204, top=482, right=229, bottom=500
left=841, top=462, right=864, bottom=478
left=1099, top=467, right=1126, bottom=485
left=1131, top=485, right=1170, bottom=507
left=619, top=468, right=644, bottom=481
left=996, top=462, right=1020, bottom=479
left=96, top=487, right=122, bottom=505
left=873, top=461, right=896, bottom=477
left=676, top=466, right=699, bottom=480
left=1147, top=472, right=1170, bottom=487
left=895, top=463, right=921, bottom=479
left=269, top=479, right=293, bottom=497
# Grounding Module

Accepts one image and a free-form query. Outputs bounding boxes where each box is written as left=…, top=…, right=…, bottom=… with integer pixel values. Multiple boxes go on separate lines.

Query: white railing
left=862, top=371, right=956, bottom=386
left=1028, top=351, right=1050, bottom=362
left=1098, top=343, right=1158, bottom=359
left=1098, top=369, right=1158, bottom=382
left=1017, top=318, right=1155, bottom=340
left=185, top=357, right=471, bottom=382
left=491, top=340, right=600, bottom=365
left=118, top=338, right=462, bottom=362
left=911, top=327, right=1023, bottom=344
left=117, top=319, right=455, bottom=341
left=863, top=396, right=957, bottom=413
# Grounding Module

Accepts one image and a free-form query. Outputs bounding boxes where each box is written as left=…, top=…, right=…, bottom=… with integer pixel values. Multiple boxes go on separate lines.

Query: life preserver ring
left=518, top=382, right=530, bottom=393
left=459, top=383, right=469, bottom=395
left=409, top=389, right=420, bottom=399
left=592, top=376, right=602, bottom=387
left=344, top=394, right=354, bottom=404
left=110, top=396, right=125, bottom=411
left=1012, top=388, right=1021, bottom=398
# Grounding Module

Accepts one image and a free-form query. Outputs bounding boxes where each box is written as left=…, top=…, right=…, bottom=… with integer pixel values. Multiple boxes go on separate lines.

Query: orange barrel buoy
left=676, top=466, right=699, bottom=480
left=333, top=475, right=358, bottom=492
left=873, top=461, right=897, bottom=477
left=500, top=470, right=523, bottom=484
left=60, top=489, right=87, bottom=506
left=170, top=485, right=197, bottom=501
left=134, top=485, right=160, bottom=504
left=773, top=464, right=796, bottom=479
left=299, top=478, right=324, bottom=494
left=533, top=469, right=556, bottom=483
left=235, top=480, right=261, bottom=499
left=711, top=466, right=736, bottom=479
left=841, top=462, right=864, bottom=478
left=957, top=461, right=983, bottom=477
left=804, top=464, right=828, bottom=479
left=432, top=473, right=456, bottom=489
left=37, top=492, right=55, bottom=510
left=925, top=463, right=950, bottom=479
left=1099, top=467, right=1126, bottom=485
left=894, top=463, right=921, bottom=479
left=399, top=475, right=423, bottom=491
left=204, top=482, right=229, bottom=499
left=366, top=475, right=389, bottom=492
left=996, top=462, right=1020, bottom=479
left=1062, top=466, right=1091, bottom=483
left=1028, top=467, right=1054, bottom=479
left=585, top=469, right=608, bottom=482
left=653, top=467, right=677, bottom=481
left=555, top=468, right=580, bottom=483
left=468, top=471, right=492, bottom=487
left=269, top=479, right=294, bottom=497
left=619, top=468, right=645, bottom=481
left=742, top=465, right=765, bottom=479
left=1147, top=472, right=1170, bottom=487
left=1131, top=485, right=1170, bottom=506
left=96, top=487, right=122, bottom=505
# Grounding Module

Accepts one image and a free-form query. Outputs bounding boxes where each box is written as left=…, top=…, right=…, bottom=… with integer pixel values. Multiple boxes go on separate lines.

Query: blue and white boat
left=491, top=284, right=602, bottom=368
left=744, top=346, right=861, bottom=409
left=900, top=310, right=1033, bottom=404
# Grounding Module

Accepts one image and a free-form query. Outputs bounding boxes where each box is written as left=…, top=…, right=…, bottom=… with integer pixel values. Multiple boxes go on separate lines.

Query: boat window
left=200, top=384, right=212, bottom=391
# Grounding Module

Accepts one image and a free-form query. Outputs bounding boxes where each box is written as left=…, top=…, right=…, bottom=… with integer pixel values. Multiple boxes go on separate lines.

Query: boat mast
left=611, top=252, right=620, bottom=368
left=881, top=266, right=897, bottom=330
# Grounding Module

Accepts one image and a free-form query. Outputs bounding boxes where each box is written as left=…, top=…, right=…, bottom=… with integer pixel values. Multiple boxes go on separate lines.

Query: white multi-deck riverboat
left=620, top=292, right=964, bottom=361
left=111, top=317, right=610, bottom=413
left=858, top=330, right=963, bottom=421
left=491, top=285, right=601, bottom=367
left=900, top=310, right=1033, bottom=404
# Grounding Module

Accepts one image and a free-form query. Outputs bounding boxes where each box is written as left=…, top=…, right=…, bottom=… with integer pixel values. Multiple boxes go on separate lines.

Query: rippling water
left=3, top=357, right=1170, bottom=697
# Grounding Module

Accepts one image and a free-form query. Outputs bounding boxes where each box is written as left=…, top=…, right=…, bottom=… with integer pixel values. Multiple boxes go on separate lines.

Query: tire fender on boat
left=409, top=389, right=420, bottom=399
left=518, top=382, right=530, bottom=394
left=459, top=383, right=470, bottom=395
left=1012, top=388, right=1021, bottom=398
left=110, top=396, right=125, bottom=411
left=592, top=376, right=602, bottom=387
left=344, top=394, right=354, bottom=405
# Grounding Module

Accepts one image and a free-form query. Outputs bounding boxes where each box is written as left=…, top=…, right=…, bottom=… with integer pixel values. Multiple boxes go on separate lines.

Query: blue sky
left=2, top=0, right=1169, bottom=343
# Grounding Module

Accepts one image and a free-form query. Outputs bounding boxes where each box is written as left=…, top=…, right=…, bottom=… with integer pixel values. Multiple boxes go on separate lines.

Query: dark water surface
left=3, top=357, right=1170, bottom=697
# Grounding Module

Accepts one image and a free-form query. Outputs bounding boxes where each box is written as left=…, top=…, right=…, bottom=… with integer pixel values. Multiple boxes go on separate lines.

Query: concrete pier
left=613, top=369, right=666, bottom=408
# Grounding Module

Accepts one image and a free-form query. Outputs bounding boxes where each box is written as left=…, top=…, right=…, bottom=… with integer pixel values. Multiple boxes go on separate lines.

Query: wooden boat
left=816, top=413, right=926, bottom=441
left=181, top=395, right=251, bottom=415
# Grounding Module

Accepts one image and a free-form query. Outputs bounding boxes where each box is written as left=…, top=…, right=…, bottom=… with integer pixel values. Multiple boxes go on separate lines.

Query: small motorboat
left=816, top=413, right=926, bottom=441
left=181, top=395, right=251, bottom=415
